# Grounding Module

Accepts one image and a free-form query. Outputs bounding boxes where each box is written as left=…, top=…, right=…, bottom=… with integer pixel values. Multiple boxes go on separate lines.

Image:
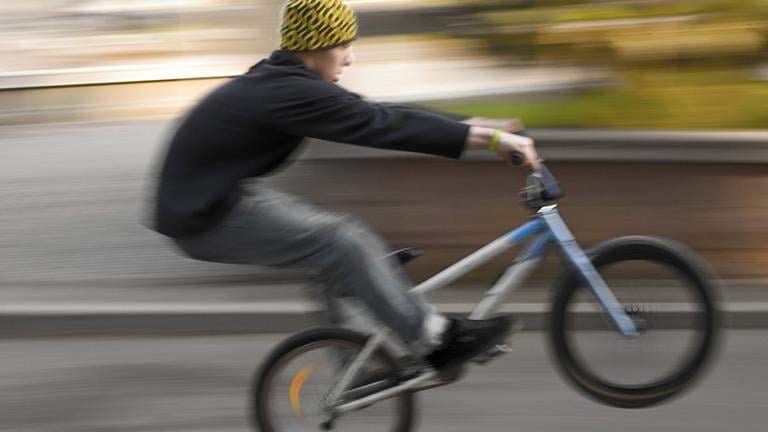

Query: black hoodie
left=153, top=50, right=470, bottom=238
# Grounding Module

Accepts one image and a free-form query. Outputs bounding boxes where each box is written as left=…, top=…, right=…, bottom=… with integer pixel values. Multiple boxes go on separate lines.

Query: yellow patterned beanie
left=280, top=0, right=359, bottom=52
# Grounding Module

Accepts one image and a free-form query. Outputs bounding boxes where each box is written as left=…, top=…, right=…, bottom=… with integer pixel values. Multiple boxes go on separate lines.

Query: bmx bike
left=250, top=156, right=720, bottom=432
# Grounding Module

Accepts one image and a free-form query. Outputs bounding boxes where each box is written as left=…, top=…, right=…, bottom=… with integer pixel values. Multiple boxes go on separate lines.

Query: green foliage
left=483, top=0, right=760, bottom=25
left=429, top=68, right=768, bottom=129
left=476, top=0, right=768, bottom=64
left=447, top=1, right=768, bottom=128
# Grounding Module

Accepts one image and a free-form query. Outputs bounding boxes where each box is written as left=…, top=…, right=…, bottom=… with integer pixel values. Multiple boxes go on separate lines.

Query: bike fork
left=539, top=205, right=639, bottom=337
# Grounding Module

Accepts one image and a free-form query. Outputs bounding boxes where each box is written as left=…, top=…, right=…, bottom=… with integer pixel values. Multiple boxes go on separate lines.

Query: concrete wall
left=261, top=158, right=768, bottom=283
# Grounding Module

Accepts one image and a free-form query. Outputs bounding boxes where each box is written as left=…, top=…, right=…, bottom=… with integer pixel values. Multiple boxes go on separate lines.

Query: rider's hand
left=494, top=132, right=540, bottom=171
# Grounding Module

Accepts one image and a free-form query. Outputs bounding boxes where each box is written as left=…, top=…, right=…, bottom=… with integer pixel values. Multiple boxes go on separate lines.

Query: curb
left=0, top=302, right=759, bottom=337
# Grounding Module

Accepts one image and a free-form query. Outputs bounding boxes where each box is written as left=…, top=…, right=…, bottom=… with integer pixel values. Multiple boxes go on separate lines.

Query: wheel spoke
left=253, top=329, right=415, bottom=432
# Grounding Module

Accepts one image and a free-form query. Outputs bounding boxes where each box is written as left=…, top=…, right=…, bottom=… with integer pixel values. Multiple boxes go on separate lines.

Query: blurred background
left=1, top=1, right=767, bottom=431
left=3, top=0, right=768, bottom=126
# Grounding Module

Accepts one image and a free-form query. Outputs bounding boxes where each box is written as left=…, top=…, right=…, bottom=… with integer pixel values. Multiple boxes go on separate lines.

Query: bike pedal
left=472, top=343, right=513, bottom=365
left=394, top=355, right=428, bottom=382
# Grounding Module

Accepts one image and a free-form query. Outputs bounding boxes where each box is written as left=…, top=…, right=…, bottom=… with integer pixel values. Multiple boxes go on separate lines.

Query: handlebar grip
left=509, top=151, right=525, bottom=166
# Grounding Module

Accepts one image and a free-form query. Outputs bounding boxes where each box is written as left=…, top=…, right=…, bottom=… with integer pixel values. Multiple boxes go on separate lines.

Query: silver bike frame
left=330, top=204, right=638, bottom=416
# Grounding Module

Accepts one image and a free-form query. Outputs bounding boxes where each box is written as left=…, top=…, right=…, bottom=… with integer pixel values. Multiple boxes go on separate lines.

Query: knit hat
left=280, top=0, right=359, bottom=52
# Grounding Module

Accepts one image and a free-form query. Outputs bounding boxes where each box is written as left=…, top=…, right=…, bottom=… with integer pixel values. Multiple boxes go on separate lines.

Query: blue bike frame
left=410, top=204, right=638, bottom=337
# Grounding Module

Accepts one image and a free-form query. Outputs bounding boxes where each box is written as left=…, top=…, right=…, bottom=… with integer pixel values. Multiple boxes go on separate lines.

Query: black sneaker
left=425, top=315, right=513, bottom=371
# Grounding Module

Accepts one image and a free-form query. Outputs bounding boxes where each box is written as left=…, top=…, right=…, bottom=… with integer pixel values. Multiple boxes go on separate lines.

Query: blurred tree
left=428, top=0, right=768, bottom=129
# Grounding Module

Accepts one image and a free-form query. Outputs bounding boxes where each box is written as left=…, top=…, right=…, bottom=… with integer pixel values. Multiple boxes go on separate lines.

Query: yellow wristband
left=489, top=129, right=502, bottom=152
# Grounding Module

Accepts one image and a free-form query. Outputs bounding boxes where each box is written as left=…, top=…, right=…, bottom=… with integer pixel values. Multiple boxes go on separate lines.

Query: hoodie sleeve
left=264, top=78, right=470, bottom=159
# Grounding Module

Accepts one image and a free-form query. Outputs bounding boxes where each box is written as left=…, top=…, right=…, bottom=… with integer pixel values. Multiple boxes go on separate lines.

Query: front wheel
left=550, top=236, right=720, bottom=408
left=251, top=327, right=417, bottom=432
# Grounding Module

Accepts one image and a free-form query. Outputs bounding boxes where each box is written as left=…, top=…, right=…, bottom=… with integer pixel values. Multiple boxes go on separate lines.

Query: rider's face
left=303, top=44, right=355, bottom=83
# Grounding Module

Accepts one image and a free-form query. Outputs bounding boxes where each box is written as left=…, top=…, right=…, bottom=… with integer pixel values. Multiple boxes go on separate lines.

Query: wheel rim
left=260, top=340, right=406, bottom=432
left=558, top=251, right=716, bottom=396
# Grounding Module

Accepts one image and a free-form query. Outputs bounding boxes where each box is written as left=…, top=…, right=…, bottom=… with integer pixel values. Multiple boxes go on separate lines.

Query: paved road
left=0, top=330, right=762, bottom=432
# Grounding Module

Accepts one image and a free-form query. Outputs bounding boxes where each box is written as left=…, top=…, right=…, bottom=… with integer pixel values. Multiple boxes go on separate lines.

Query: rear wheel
left=550, top=236, right=719, bottom=408
left=252, top=327, right=417, bottom=432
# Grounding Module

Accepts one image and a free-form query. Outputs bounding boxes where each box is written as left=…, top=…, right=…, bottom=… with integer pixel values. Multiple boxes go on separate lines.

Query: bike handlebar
left=532, top=163, right=562, bottom=202
left=507, top=130, right=563, bottom=206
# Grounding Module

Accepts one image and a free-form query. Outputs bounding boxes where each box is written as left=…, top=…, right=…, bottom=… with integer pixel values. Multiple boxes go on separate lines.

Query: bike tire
left=550, top=236, right=720, bottom=408
left=251, top=327, right=417, bottom=432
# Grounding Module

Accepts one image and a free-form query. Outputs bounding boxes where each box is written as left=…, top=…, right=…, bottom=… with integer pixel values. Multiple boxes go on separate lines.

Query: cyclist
left=149, top=0, right=540, bottom=371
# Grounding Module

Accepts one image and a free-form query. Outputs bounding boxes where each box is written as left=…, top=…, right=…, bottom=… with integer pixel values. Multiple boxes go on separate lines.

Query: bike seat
left=385, top=248, right=424, bottom=265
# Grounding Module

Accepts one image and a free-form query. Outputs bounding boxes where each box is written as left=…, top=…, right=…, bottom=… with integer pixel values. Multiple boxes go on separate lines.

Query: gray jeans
left=173, top=186, right=430, bottom=343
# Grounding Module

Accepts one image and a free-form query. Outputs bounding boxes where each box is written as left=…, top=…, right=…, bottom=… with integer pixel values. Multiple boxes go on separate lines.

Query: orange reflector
left=290, top=362, right=319, bottom=417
